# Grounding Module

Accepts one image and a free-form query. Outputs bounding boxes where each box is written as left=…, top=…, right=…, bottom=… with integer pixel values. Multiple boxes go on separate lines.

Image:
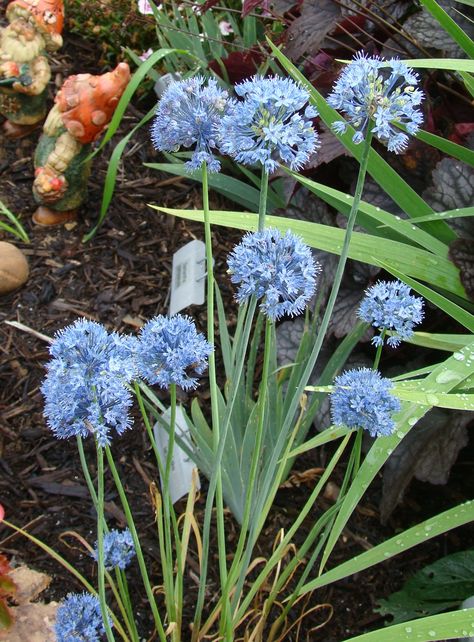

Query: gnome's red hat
left=55, top=63, right=131, bottom=144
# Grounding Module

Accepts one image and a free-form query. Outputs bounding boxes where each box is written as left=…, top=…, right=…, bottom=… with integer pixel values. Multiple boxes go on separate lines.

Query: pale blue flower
left=227, top=228, right=319, bottom=320
left=136, top=315, right=212, bottom=390
left=55, top=592, right=110, bottom=642
left=330, top=368, right=400, bottom=437
left=217, top=76, right=319, bottom=172
left=328, top=52, right=424, bottom=153
left=41, top=319, right=136, bottom=446
left=151, top=75, right=228, bottom=173
left=92, top=529, right=135, bottom=570
left=358, top=280, right=424, bottom=347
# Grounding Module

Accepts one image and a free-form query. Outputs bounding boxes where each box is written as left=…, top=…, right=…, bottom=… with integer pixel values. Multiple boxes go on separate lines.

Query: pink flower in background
left=218, top=20, right=233, bottom=36
left=139, top=48, right=153, bottom=61
left=138, top=0, right=162, bottom=14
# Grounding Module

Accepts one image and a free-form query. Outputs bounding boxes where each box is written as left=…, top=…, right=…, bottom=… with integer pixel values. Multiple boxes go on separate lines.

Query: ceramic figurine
left=32, top=62, right=131, bottom=226
left=0, top=0, right=64, bottom=138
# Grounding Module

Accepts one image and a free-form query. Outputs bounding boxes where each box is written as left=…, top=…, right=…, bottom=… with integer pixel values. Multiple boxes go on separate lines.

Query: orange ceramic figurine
left=0, top=0, right=64, bottom=138
left=32, top=62, right=131, bottom=226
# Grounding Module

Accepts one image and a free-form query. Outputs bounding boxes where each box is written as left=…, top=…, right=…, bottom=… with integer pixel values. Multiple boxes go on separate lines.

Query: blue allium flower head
left=92, top=528, right=135, bottom=570
left=151, top=75, right=228, bottom=173
left=41, top=319, right=137, bottom=446
left=330, top=368, right=401, bottom=437
left=217, top=76, right=319, bottom=173
left=358, top=280, right=424, bottom=347
left=328, top=52, right=424, bottom=153
left=55, top=592, right=111, bottom=642
left=227, top=228, right=320, bottom=320
left=136, top=314, right=213, bottom=390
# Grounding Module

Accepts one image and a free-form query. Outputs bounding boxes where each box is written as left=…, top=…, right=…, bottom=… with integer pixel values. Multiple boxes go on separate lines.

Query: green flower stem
left=162, top=384, right=179, bottom=638
left=105, top=446, right=168, bottom=642
left=373, top=329, right=386, bottom=371
left=77, top=438, right=137, bottom=640
left=201, top=163, right=229, bottom=633
left=96, top=443, right=116, bottom=642
left=133, top=381, right=182, bottom=638
left=229, top=317, right=274, bottom=616
left=77, top=436, right=98, bottom=507
left=281, top=131, right=374, bottom=435
left=258, top=167, right=269, bottom=231
left=250, top=132, right=375, bottom=542
left=115, top=569, right=140, bottom=642
left=192, top=299, right=258, bottom=640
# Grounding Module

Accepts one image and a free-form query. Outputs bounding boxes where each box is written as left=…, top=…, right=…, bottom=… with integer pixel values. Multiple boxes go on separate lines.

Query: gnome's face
left=1, top=18, right=46, bottom=62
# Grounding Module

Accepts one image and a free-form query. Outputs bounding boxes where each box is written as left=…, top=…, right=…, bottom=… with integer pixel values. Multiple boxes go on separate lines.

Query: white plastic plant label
left=154, top=72, right=182, bottom=98
left=169, top=239, right=206, bottom=316
left=153, top=406, right=200, bottom=504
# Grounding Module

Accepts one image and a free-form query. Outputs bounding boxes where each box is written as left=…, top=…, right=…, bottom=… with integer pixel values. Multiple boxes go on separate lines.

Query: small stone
left=323, top=481, right=340, bottom=502
left=0, top=242, right=29, bottom=295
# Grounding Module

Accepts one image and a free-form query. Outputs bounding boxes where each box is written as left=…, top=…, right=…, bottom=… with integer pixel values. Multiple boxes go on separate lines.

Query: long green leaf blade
left=151, top=206, right=464, bottom=296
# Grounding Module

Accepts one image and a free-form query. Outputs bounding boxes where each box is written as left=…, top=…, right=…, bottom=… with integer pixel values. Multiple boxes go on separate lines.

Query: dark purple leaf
left=284, top=0, right=340, bottom=60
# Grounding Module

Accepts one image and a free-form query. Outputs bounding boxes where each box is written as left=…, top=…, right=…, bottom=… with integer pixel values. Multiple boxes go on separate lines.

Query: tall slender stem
left=258, top=168, right=269, bottom=231
left=193, top=163, right=229, bottom=636
left=236, top=132, right=375, bottom=586
left=230, top=317, right=273, bottom=614
left=105, top=447, right=167, bottom=642
left=96, top=443, right=116, bottom=642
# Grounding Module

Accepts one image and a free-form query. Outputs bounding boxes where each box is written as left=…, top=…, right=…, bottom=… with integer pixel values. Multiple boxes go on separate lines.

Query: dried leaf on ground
left=0, top=566, right=57, bottom=642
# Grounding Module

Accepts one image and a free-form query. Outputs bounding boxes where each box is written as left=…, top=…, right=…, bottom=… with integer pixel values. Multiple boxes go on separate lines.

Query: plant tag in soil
left=169, top=239, right=206, bottom=316
left=153, top=406, right=200, bottom=504
left=154, top=72, right=182, bottom=98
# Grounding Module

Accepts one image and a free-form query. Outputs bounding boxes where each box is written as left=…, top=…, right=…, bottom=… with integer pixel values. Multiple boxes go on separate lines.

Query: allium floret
left=227, top=228, right=319, bottom=320
left=92, top=529, right=135, bottom=570
left=330, top=368, right=401, bottom=437
left=55, top=592, right=110, bottom=642
left=328, top=52, right=424, bottom=153
left=136, top=314, right=212, bottom=390
left=151, top=75, right=228, bottom=173
left=217, top=76, right=319, bottom=173
left=41, top=319, right=136, bottom=446
left=358, top=280, right=424, bottom=347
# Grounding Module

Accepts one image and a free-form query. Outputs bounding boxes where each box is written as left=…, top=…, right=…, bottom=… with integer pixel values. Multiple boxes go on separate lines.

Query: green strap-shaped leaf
left=299, top=501, right=474, bottom=593
left=150, top=206, right=465, bottom=297
left=341, top=608, right=474, bottom=642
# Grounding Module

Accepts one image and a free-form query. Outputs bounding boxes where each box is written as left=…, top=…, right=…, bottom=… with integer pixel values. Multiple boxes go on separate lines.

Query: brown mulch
left=0, top=32, right=473, bottom=642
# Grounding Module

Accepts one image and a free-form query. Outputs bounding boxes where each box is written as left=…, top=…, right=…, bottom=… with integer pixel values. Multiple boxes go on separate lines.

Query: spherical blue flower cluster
left=135, top=314, right=213, bottom=390
left=328, top=53, right=424, bottom=153
left=151, top=75, right=229, bottom=173
left=92, top=528, right=135, bottom=570
left=358, top=280, right=424, bottom=347
left=41, top=319, right=136, bottom=447
left=330, top=368, right=401, bottom=437
left=227, top=228, right=319, bottom=320
left=55, top=592, right=110, bottom=642
left=217, top=76, right=319, bottom=172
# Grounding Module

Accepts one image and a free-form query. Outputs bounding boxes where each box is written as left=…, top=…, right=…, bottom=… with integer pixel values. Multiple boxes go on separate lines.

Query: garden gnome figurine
left=0, top=0, right=64, bottom=138
left=32, top=62, right=131, bottom=226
